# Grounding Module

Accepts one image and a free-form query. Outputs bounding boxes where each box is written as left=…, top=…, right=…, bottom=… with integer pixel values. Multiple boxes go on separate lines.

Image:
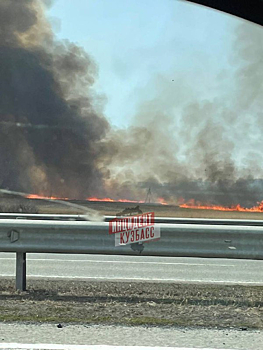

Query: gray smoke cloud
left=0, top=0, right=109, bottom=198
left=1, top=1, right=263, bottom=207
left=99, top=21, right=263, bottom=206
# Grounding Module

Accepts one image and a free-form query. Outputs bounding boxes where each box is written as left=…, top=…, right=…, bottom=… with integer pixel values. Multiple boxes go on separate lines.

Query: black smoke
left=0, top=0, right=109, bottom=198
left=1, top=1, right=263, bottom=207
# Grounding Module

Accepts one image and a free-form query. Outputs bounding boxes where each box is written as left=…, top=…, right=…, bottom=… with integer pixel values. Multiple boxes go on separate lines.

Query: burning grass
left=2, top=193, right=263, bottom=219
left=179, top=198, right=263, bottom=213
left=22, top=193, right=263, bottom=215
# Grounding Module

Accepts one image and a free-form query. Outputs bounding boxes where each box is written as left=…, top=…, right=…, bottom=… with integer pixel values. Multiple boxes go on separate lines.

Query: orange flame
left=24, top=194, right=168, bottom=205
left=178, top=198, right=263, bottom=212
left=157, top=197, right=168, bottom=205
left=25, top=194, right=69, bottom=200
left=87, top=197, right=144, bottom=203
left=87, top=197, right=169, bottom=204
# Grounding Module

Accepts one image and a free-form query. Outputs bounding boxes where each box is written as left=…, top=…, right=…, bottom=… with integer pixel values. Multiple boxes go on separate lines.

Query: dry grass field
left=1, top=279, right=263, bottom=328
left=0, top=197, right=261, bottom=220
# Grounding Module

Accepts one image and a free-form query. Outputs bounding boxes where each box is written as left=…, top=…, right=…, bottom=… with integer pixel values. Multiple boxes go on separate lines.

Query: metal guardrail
left=107, top=216, right=263, bottom=226
left=0, top=213, right=87, bottom=221
left=1, top=213, right=263, bottom=226
left=1, top=218, right=263, bottom=290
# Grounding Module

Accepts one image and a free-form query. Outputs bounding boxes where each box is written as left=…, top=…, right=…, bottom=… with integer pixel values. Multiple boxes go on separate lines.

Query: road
left=1, top=253, right=263, bottom=284
left=0, top=323, right=262, bottom=349
left=1, top=253, right=263, bottom=350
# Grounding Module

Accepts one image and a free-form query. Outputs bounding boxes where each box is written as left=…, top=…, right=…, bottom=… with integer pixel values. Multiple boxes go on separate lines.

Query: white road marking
left=0, top=258, right=235, bottom=267
left=1, top=273, right=262, bottom=285
left=0, top=344, right=237, bottom=350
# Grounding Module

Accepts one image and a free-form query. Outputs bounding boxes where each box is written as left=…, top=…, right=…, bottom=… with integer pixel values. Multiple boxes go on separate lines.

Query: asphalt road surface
left=1, top=253, right=263, bottom=284
left=0, top=323, right=262, bottom=349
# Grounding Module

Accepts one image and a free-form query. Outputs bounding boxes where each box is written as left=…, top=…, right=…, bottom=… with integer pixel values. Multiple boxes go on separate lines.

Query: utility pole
left=145, top=187, right=152, bottom=203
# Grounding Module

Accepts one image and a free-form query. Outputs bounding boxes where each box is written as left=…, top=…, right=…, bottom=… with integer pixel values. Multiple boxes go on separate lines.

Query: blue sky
left=47, top=0, right=243, bottom=127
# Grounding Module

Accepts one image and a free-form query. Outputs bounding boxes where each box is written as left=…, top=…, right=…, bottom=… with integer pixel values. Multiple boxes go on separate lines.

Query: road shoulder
left=0, top=279, right=263, bottom=329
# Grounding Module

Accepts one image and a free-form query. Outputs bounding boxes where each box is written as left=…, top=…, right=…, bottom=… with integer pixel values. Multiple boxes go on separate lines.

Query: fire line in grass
left=179, top=198, right=263, bottom=212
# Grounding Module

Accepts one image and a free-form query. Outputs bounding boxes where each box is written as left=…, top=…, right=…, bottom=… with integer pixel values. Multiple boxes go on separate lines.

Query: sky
left=47, top=0, right=244, bottom=128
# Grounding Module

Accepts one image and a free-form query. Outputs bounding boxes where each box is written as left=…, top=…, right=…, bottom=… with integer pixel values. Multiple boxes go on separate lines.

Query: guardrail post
left=16, top=252, right=26, bottom=291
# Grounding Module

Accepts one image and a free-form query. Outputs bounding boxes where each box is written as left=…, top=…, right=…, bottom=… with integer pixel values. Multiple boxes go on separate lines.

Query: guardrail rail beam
left=0, top=219, right=263, bottom=291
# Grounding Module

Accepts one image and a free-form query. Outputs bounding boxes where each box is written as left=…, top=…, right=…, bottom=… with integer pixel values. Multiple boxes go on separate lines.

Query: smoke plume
left=0, top=0, right=109, bottom=198
left=1, top=1, right=263, bottom=207
left=99, top=21, right=263, bottom=206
